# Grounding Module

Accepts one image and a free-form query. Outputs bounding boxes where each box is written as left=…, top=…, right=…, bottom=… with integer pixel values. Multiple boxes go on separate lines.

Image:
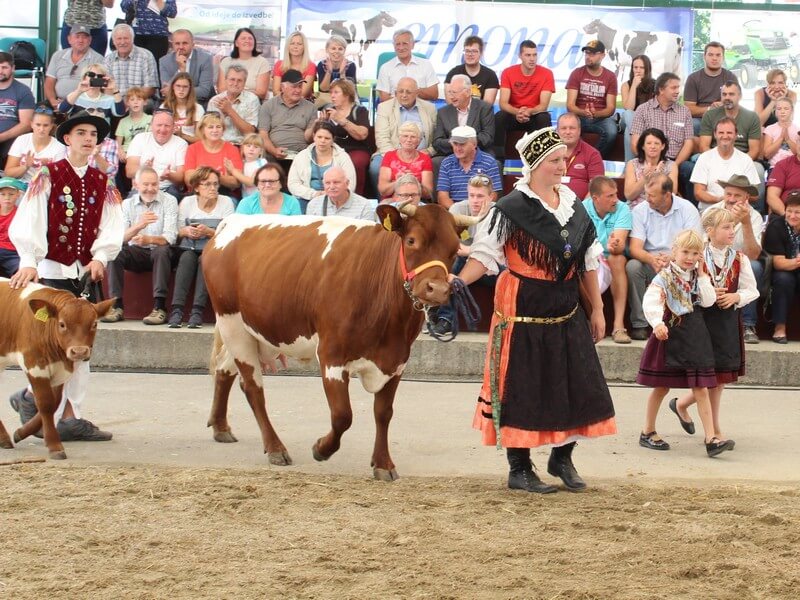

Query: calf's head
left=29, top=296, right=116, bottom=361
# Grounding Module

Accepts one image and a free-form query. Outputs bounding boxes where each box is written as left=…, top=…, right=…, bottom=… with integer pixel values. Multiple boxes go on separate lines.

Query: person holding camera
left=59, top=63, right=126, bottom=119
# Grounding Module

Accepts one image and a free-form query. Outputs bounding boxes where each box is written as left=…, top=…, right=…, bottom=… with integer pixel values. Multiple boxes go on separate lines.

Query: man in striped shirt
left=436, top=126, right=501, bottom=208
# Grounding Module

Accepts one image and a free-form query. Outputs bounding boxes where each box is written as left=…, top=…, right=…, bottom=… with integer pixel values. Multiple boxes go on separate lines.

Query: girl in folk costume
left=456, top=127, right=616, bottom=494
left=637, top=229, right=736, bottom=458
left=668, top=208, right=759, bottom=444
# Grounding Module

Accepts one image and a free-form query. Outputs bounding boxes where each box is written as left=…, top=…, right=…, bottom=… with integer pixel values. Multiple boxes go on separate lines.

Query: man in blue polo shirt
left=583, top=176, right=633, bottom=344
left=437, top=126, right=501, bottom=208
left=626, top=172, right=702, bottom=339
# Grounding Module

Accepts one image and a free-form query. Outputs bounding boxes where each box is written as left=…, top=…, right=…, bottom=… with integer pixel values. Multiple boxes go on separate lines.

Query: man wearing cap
left=159, top=29, right=215, bottom=107
left=8, top=110, right=124, bottom=442
left=690, top=117, right=761, bottom=212
left=566, top=39, right=619, bottom=159
left=495, top=40, right=555, bottom=160
left=0, top=176, right=26, bottom=277
left=557, top=112, right=604, bottom=200
left=704, top=175, right=765, bottom=343
left=437, top=126, right=502, bottom=208
left=306, top=167, right=373, bottom=220
left=209, top=64, right=259, bottom=145
left=258, top=68, right=316, bottom=162
left=0, top=51, right=35, bottom=168
left=45, top=24, right=106, bottom=110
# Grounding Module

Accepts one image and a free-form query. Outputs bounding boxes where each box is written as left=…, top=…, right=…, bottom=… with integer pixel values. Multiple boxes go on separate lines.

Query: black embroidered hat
left=515, top=127, right=566, bottom=176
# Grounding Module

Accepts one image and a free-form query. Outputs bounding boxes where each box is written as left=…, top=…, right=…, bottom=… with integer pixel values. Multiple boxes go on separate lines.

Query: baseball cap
left=581, top=39, right=606, bottom=53
left=282, top=69, right=304, bottom=85
left=450, top=125, right=477, bottom=143
left=0, top=176, right=27, bottom=192
left=71, top=24, right=91, bottom=36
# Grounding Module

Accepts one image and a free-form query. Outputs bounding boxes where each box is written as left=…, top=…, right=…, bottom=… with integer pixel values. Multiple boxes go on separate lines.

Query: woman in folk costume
left=455, top=127, right=616, bottom=494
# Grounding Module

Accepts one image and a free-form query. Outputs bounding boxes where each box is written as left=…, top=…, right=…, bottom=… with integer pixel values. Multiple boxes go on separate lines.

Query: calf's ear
left=93, top=298, right=117, bottom=319
left=28, top=299, right=59, bottom=322
left=376, top=204, right=404, bottom=234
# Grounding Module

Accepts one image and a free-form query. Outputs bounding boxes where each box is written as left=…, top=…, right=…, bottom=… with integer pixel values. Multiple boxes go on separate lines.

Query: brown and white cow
left=0, top=281, right=114, bottom=459
left=203, top=203, right=478, bottom=480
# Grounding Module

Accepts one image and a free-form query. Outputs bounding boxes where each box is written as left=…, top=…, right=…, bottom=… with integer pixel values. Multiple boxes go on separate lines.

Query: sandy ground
left=1, top=373, right=799, bottom=598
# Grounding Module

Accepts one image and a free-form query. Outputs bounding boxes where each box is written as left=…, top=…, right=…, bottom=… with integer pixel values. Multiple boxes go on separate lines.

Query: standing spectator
left=183, top=112, right=242, bottom=195
left=120, top=0, right=176, bottom=72
left=160, top=72, right=204, bottom=145
left=566, top=39, right=619, bottom=159
left=626, top=173, right=702, bottom=340
left=125, top=109, right=187, bottom=193
left=684, top=42, right=738, bottom=135
left=753, top=68, right=797, bottom=127
left=159, top=29, right=215, bottom=107
left=105, top=24, right=159, bottom=98
left=624, top=128, right=678, bottom=209
left=583, top=176, right=632, bottom=344
left=437, top=126, right=502, bottom=208
left=217, top=27, right=270, bottom=102
left=620, top=55, right=655, bottom=162
left=376, top=29, right=439, bottom=102
left=5, top=105, right=66, bottom=184
left=444, top=36, right=499, bottom=104
left=762, top=97, right=798, bottom=169
left=495, top=40, right=554, bottom=159
left=61, top=0, right=114, bottom=55
left=258, top=69, right=316, bottom=162
left=0, top=52, right=35, bottom=168
left=45, top=24, right=105, bottom=109
left=556, top=112, right=604, bottom=200
left=236, top=163, right=302, bottom=216
left=766, top=149, right=800, bottom=217
left=433, top=74, right=495, bottom=162
left=316, top=35, right=357, bottom=108
left=103, top=166, right=178, bottom=325
left=272, top=31, right=316, bottom=101
left=0, top=177, right=25, bottom=277
left=208, top=65, right=259, bottom=145
left=763, top=191, right=800, bottom=344
left=306, top=167, right=374, bottom=220
left=378, top=122, right=434, bottom=201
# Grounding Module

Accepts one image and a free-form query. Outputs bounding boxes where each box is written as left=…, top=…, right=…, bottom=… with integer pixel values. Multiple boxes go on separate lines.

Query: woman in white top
left=217, top=27, right=270, bottom=101
left=5, top=105, right=66, bottom=183
left=287, top=121, right=355, bottom=204
left=160, top=72, right=204, bottom=145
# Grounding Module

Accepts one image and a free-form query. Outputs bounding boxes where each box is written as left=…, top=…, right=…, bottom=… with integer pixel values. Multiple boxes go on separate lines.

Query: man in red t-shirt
left=565, top=39, right=619, bottom=159
left=495, top=40, right=555, bottom=159
left=556, top=113, right=604, bottom=200
left=766, top=151, right=800, bottom=216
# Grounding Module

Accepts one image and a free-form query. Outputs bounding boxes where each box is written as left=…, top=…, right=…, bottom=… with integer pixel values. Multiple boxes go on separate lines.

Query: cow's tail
left=209, top=324, right=236, bottom=377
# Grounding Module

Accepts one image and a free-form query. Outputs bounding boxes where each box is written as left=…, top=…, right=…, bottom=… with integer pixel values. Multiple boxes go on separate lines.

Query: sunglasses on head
left=84, top=107, right=105, bottom=116
left=34, top=104, right=54, bottom=115
left=153, top=107, right=174, bottom=115
left=469, top=174, right=491, bottom=186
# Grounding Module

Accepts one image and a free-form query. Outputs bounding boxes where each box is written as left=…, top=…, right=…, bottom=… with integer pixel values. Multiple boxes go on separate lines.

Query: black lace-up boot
left=547, top=442, right=587, bottom=492
left=507, top=448, right=557, bottom=494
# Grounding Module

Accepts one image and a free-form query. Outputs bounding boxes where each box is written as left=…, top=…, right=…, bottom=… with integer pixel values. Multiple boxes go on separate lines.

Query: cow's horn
left=398, top=201, right=417, bottom=216
left=451, top=204, right=491, bottom=227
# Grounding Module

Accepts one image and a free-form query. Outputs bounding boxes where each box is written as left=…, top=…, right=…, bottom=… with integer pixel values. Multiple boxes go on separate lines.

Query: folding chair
left=0, top=37, right=47, bottom=103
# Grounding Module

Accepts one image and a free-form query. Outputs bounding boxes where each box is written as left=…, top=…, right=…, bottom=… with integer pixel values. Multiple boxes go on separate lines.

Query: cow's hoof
left=49, top=450, right=67, bottom=460
left=268, top=451, right=293, bottom=466
left=311, top=441, right=330, bottom=462
left=13, top=431, right=23, bottom=444
left=213, top=431, right=238, bottom=443
left=373, top=468, right=399, bottom=482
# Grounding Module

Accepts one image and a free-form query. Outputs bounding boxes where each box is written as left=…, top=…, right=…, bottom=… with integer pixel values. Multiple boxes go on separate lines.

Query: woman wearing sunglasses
left=5, top=105, right=66, bottom=183
left=59, top=63, right=125, bottom=120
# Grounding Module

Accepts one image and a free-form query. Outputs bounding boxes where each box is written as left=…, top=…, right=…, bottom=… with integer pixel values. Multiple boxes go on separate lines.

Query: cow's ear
left=93, top=298, right=117, bottom=319
left=376, top=204, right=404, bottom=235
left=28, top=299, right=59, bottom=323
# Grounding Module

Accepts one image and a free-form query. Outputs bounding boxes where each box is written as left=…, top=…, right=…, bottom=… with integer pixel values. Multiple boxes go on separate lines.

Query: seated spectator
left=159, top=29, right=215, bottom=107
left=44, top=24, right=105, bottom=109
left=620, top=55, right=655, bottom=162
left=227, top=133, right=267, bottom=198
left=306, top=167, right=373, bottom=219
left=495, top=40, right=554, bottom=159
left=102, top=166, right=178, bottom=325
left=766, top=146, right=800, bottom=217
left=377, top=29, right=439, bottom=102
left=437, top=126, right=502, bottom=208
left=684, top=42, right=737, bottom=135
left=0, top=176, right=25, bottom=277
left=272, top=31, right=316, bottom=100
left=753, top=68, right=797, bottom=127
left=237, top=162, right=302, bottom=216
left=379, top=172, right=425, bottom=207
left=161, top=72, right=205, bottom=145
left=0, top=52, right=35, bottom=167
left=217, top=27, right=270, bottom=101
left=557, top=112, right=604, bottom=200
left=83, top=107, right=120, bottom=183
left=184, top=112, right=243, bottom=195
left=690, top=117, right=761, bottom=211
left=121, top=0, right=176, bottom=70
left=169, top=166, right=236, bottom=328
left=370, top=77, right=436, bottom=189
left=125, top=109, right=188, bottom=194
left=433, top=73, right=495, bottom=165
left=762, top=97, right=798, bottom=169
left=316, top=35, right=357, bottom=108
left=5, top=105, right=66, bottom=184
left=704, top=175, right=766, bottom=343
left=566, top=39, right=619, bottom=159
left=322, top=79, right=371, bottom=195
left=258, top=69, right=316, bottom=162
left=104, top=23, right=159, bottom=98
left=59, top=63, right=125, bottom=119
left=209, top=65, right=259, bottom=145
left=288, top=121, right=356, bottom=211
left=583, top=176, right=632, bottom=343
left=624, top=128, right=678, bottom=209
left=444, top=35, right=499, bottom=104
left=763, top=189, right=800, bottom=343
left=626, top=173, right=702, bottom=339
left=378, top=122, right=433, bottom=201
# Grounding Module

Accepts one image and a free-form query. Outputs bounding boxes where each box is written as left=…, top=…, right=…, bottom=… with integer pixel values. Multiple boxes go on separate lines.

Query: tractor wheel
left=740, top=63, right=758, bottom=89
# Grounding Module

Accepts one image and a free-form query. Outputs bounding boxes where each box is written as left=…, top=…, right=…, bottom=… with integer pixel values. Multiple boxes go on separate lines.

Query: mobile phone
left=89, top=76, right=107, bottom=88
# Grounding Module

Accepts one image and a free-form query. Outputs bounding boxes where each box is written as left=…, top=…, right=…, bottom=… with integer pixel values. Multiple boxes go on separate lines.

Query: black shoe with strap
left=547, top=442, right=587, bottom=492
left=507, top=448, right=557, bottom=494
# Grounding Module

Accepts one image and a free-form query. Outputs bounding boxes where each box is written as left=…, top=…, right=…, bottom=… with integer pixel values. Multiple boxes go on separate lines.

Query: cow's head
left=376, top=203, right=483, bottom=306
left=29, top=296, right=116, bottom=362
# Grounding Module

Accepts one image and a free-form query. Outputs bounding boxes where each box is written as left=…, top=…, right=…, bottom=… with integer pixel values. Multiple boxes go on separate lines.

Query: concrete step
left=92, top=322, right=800, bottom=387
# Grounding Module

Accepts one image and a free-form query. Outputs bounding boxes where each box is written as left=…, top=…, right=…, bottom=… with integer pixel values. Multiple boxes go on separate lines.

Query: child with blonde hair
left=225, top=133, right=268, bottom=197
left=637, top=229, right=735, bottom=457
left=668, top=208, right=759, bottom=445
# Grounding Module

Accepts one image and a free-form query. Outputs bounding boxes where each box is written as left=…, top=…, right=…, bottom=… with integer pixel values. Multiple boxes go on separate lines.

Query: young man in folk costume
left=8, top=110, right=124, bottom=441
left=456, top=127, right=616, bottom=494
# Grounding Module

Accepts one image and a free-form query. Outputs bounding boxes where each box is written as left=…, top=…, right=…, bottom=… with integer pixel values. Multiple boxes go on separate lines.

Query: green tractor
left=724, top=21, right=800, bottom=89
